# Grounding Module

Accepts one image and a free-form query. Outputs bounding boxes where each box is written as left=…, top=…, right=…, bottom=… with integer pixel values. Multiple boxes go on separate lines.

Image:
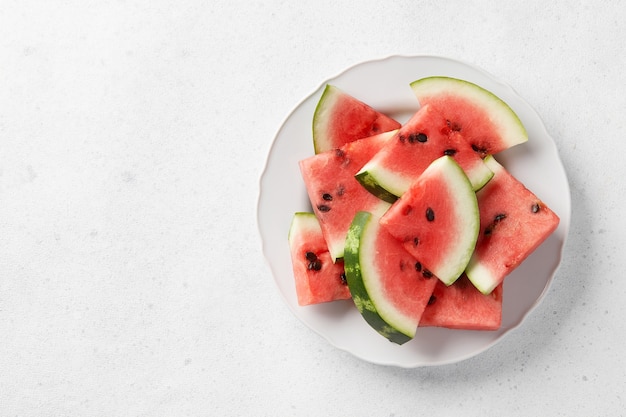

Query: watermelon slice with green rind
left=380, top=156, right=480, bottom=286
left=312, top=85, right=401, bottom=154
left=356, top=104, right=493, bottom=202
left=344, top=211, right=438, bottom=344
left=299, top=130, right=395, bottom=260
left=410, top=76, right=528, bottom=156
left=465, top=155, right=560, bottom=294
left=288, top=212, right=351, bottom=306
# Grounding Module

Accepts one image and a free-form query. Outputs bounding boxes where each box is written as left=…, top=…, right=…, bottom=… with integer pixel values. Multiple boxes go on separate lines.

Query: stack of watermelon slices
left=287, top=79, right=560, bottom=344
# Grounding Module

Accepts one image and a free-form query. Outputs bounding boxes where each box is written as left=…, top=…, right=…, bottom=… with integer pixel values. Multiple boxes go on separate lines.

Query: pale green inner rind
left=288, top=212, right=319, bottom=243
left=344, top=211, right=413, bottom=344
left=427, top=156, right=480, bottom=285
left=356, top=161, right=412, bottom=199
left=312, top=85, right=340, bottom=154
left=410, top=77, right=528, bottom=148
left=465, top=258, right=498, bottom=295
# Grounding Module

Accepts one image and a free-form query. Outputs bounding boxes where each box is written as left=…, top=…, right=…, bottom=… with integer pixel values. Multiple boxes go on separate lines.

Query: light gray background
left=1, top=1, right=624, bottom=416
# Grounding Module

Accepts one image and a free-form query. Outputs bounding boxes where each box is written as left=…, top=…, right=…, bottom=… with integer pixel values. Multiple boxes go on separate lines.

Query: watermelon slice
left=344, top=211, right=438, bottom=344
left=356, top=104, right=493, bottom=203
left=312, top=85, right=401, bottom=154
left=465, top=156, right=560, bottom=294
left=288, top=212, right=351, bottom=306
left=419, top=274, right=503, bottom=330
left=299, top=130, right=395, bottom=260
left=410, top=76, right=527, bottom=156
left=379, top=156, right=479, bottom=286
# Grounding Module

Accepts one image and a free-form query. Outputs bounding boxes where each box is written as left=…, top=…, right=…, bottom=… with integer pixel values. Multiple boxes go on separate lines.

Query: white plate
left=257, top=55, right=571, bottom=367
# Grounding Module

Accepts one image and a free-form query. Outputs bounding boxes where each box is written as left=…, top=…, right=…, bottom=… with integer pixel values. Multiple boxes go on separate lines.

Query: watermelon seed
left=413, top=237, right=419, bottom=246
left=494, top=213, right=507, bottom=222
left=305, top=251, right=317, bottom=262
left=340, top=272, right=347, bottom=285
left=322, top=193, right=333, bottom=201
left=317, top=204, right=331, bottom=212
left=427, top=295, right=437, bottom=305
left=443, top=148, right=457, bottom=156
left=426, top=207, right=435, bottom=222
left=446, top=120, right=462, bottom=132
left=307, top=259, right=322, bottom=271
left=335, top=149, right=345, bottom=158
left=471, top=144, right=488, bottom=156
left=422, top=269, right=433, bottom=279
left=532, top=203, right=541, bottom=213
left=415, top=261, right=422, bottom=272
left=408, top=132, right=428, bottom=143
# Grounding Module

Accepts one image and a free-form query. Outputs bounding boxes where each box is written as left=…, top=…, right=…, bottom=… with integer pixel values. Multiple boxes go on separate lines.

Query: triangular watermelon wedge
left=379, top=156, right=479, bottom=286
left=356, top=104, right=493, bottom=203
left=465, top=156, right=560, bottom=294
left=410, top=76, right=528, bottom=156
left=419, top=274, right=503, bottom=330
left=299, top=130, right=396, bottom=260
left=312, top=85, right=401, bottom=154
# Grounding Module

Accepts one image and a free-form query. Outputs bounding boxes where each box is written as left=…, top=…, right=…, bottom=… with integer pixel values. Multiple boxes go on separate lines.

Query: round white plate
left=257, top=55, right=571, bottom=367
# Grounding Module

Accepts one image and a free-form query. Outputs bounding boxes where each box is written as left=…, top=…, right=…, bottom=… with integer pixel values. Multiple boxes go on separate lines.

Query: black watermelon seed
left=484, top=226, right=493, bottom=236
left=408, top=132, right=428, bottom=143
left=415, top=262, right=422, bottom=272
left=335, top=149, right=345, bottom=158
left=532, top=203, right=541, bottom=213
left=443, top=148, right=457, bottom=156
left=471, top=144, right=488, bottom=156
left=340, top=272, right=347, bottom=285
left=447, top=120, right=462, bottom=131
left=428, top=295, right=437, bottom=305
left=305, top=251, right=317, bottom=262
left=422, top=269, right=433, bottom=279
left=413, top=237, right=419, bottom=246
left=308, top=259, right=322, bottom=271
left=322, top=193, right=333, bottom=201
left=494, top=213, right=507, bottom=222
left=317, top=204, right=331, bottom=212
left=426, top=207, right=435, bottom=222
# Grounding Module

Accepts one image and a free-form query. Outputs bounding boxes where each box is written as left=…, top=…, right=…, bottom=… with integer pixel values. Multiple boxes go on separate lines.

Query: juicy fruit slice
left=344, top=211, right=438, bottom=344
left=299, top=131, right=395, bottom=260
left=465, top=156, right=560, bottom=294
left=419, top=274, right=503, bottom=330
left=380, top=156, right=479, bottom=286
left=410, top=76, right=527, bottom=156
left=288, top=212, right=351, bottom=306
left=356, top=104, right=493, bottom=202
left=312, top=85, right=401, bottom=154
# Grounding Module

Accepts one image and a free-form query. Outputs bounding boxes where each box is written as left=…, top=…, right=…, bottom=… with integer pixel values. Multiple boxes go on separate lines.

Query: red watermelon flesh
left=288, top=212, right=351, bottom=306
left=356, top=104, right=493, bottom=202
left=419, top=274, right=503, bottom=330
left=410, top=77, right=528, bottom=157
left=313, top=85, right=402, bottom=154
left=465, top=156, right=560, bottom=294
left=299, top=130, right=395, bottom=260
left=380, top=156, right=479, bottom=286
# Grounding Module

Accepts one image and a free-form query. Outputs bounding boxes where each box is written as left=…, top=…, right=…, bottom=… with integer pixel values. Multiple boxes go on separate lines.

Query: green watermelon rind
left=344, top=211, right=414, bottom=345
left=312, top=85, right=337, bottom=154
left=410, top=76, right=528, bottom=153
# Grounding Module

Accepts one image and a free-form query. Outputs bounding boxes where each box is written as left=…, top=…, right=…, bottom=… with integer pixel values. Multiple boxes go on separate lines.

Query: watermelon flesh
left=465, top=156, right=560, bottom=294
left=380, top=156, right=479, bottom=286
left=410, top=76, right=528, bottom=157
left=312, top=85, right=401, bottom=154
left=356, top=104, right=493, bottom=202
left=419, top=274, right=503, bottom=330
left=344, top=211, right=439, bottom=344
left=299, top=130, right=395, bottom=260
left=288, top=212, right=351, bottom=306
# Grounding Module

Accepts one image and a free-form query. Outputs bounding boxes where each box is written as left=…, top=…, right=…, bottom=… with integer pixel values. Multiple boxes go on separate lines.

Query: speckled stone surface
left=1, top=1, right=625, bottom=415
